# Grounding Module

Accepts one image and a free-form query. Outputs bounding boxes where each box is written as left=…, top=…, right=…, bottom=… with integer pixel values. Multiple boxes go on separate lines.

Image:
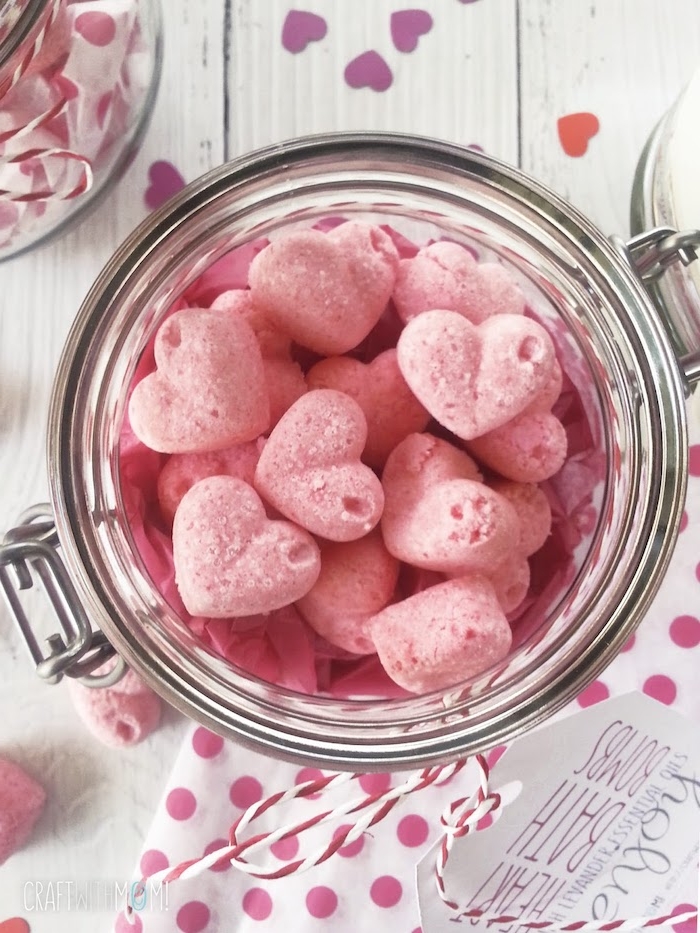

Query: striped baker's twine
left=0, top=0, right=94, bottom=203
left=0, top=0, right=63, bottom=100
left=123, top=758, right=468, bottom=918
left=122, top=751, right=699, bottom=932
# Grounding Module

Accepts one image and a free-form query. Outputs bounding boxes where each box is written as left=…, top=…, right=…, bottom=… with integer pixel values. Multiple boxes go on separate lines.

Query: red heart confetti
left=557, top=112, right=600, bottom=157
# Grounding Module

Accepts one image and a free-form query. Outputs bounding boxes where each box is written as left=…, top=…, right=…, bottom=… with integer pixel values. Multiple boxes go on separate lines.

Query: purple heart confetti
left=344, top=50, right=393, bottom=92
left=144, top=160, right=186, bottom=211
left=391, top=9, right=433, bottom=53
left=281, top=10, right=327, bottom=54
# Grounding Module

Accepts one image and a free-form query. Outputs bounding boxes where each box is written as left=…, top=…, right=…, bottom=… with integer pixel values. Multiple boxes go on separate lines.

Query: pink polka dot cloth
left=114, top=410, right=700, bottom=933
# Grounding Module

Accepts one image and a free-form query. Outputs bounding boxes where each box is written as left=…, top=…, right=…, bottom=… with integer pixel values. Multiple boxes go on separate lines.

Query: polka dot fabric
left=115, top=401, right=700, bottom=932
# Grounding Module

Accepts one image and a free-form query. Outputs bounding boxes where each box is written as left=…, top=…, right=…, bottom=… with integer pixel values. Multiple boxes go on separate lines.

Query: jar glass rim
left=47, top=133, right=689, bottom=768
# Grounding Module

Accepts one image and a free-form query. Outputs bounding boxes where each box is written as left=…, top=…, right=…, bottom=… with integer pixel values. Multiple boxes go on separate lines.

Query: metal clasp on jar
left=0, top=504, right=126, bottom=687
left=613, top=226, right=700, bottom=388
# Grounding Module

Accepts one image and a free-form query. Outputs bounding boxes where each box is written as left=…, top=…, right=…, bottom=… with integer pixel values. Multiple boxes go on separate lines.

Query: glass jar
left=2, top=133, right=696, bottom=771
left=0, top=0, right=162, bottom=261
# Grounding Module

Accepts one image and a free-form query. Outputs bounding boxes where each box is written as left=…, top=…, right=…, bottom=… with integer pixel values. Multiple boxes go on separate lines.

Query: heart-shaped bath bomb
left=0, top=758, right=46, bottom=865
left=157, top=437, right=265, bottom=523
left=397, top=310, right=557, bottom=440
left=248, top=222, right=399, bottom=354
left=381, top=433, right=519, bottom=573
left=173, top=476, right=321, bottom=617
left=369, top=576, right=512, bottom=693
left=306, top=349, right=430, bottom=468
left=254, top=389, right=385, bottom=541
left=467, top=410, right=568, bottom=483
left=296, top=529, right=400, bottom=655
left=128, top=308, right=269, bottom=453
left=211, top=290, right=307, bottom=427
left=68, top=670, right=161, bottom=748
left=392, top=241, right=525, bottom=325
left=489, top=480, right=552, bottom=556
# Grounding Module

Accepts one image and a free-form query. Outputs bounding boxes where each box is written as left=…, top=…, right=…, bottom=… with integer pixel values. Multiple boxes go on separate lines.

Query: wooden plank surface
left=228, top=0, right=519, bottom=162
left=0, top=1, right=222, bottom=926
left=519, top=0, right=700, bottom=236
left=1, top=0, right=700, bottom=929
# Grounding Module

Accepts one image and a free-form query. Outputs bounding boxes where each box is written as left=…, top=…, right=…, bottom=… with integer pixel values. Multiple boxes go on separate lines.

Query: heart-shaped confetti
left=344, top=50, right=393, bottom=92
left=281, top=10, right=327, bottom=53
left=390, top=9, right=433, bottom=53
left=557, top=112, right=600, bottom=157
left=144, top=160, right=186, bottom=211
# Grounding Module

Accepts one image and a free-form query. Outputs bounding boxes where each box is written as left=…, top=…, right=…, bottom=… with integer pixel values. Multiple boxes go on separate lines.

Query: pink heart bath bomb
left=255, top=389, right=385, bottom=542
left=249, top=222, right=399, bottom=354
left=381, top=432, right=519, bottom=573
left=128, top=308, right=269, bottom=453
left=173, top=476, right=321, bottom=617
left=397, top=310, right=557, bottom=440
left=369, top=576, right=512, bottom=693
left=393, top=241, right=525, bottom=325
left=306, top=349, right=430, bottom=468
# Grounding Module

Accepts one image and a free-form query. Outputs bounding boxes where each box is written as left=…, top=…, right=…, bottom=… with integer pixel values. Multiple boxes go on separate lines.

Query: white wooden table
left=1, top=1, right=700, bottom=928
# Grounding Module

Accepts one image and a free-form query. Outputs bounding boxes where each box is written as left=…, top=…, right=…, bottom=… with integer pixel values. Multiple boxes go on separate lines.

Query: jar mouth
left=48, top=133, right=688, bottom=769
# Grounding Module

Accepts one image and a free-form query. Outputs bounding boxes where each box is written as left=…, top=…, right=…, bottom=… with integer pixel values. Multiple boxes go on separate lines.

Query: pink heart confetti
left=281, top=10, right=327, bottom=53
left=144, top=160, right=186, bottom=211
left=344, top=51, right=393, bottom=92
left=390, top=9, right=433, bottom=53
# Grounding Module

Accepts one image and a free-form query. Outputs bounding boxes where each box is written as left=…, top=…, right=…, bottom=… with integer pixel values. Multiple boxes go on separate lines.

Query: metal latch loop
left=0, top=505, right=125, bottom=687
left=624, top=226, right=700, bottom=282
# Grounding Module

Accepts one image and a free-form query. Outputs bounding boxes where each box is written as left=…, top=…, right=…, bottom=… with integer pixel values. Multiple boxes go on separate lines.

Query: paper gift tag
left=417, top=693, right=700, bottom=933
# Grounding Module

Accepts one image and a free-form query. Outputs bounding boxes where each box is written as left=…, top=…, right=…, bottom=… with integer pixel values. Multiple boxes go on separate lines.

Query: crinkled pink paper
left=119, top=226, right=605, bottom=698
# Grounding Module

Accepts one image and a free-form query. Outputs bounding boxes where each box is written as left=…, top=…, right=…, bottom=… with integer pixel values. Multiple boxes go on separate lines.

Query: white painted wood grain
left=0, top=0, right=223, bottom=928
left=519, top=0, right=700, bottom=237
left=228, top=0, right=519, bottom=163
left=1, top=0, right=700, bottom=929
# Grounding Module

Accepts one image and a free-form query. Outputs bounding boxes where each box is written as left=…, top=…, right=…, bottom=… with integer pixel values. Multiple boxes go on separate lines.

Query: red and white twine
left=0, top=0, right=63, bottom=100
left=0, top=0, right=94, bottom=203
left=124, top=752, right=699, bottom=931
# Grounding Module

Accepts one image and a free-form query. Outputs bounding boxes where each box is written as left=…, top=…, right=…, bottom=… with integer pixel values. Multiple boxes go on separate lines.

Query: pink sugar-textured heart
left=255, top=390, right=385, bottom=542
left=249, top=221, right=399, bottom=355
left=281, top=10, right=327, bottom=53
left=393, top=241, right=525, bottom=325
left=344, top=50, right=393, bottom=92
left=391, top=10, right=433, bottom=53
left=144, top=160, right=186, bottom=211
left=306, top=349, right=430, bottom=468
left=397, top=310, right=557, bottom=440
left=128, top=308, right=269, bottom=453
left=381, top=432, right=519, bottom=573
left=173, top=476, right=321, bottom=617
